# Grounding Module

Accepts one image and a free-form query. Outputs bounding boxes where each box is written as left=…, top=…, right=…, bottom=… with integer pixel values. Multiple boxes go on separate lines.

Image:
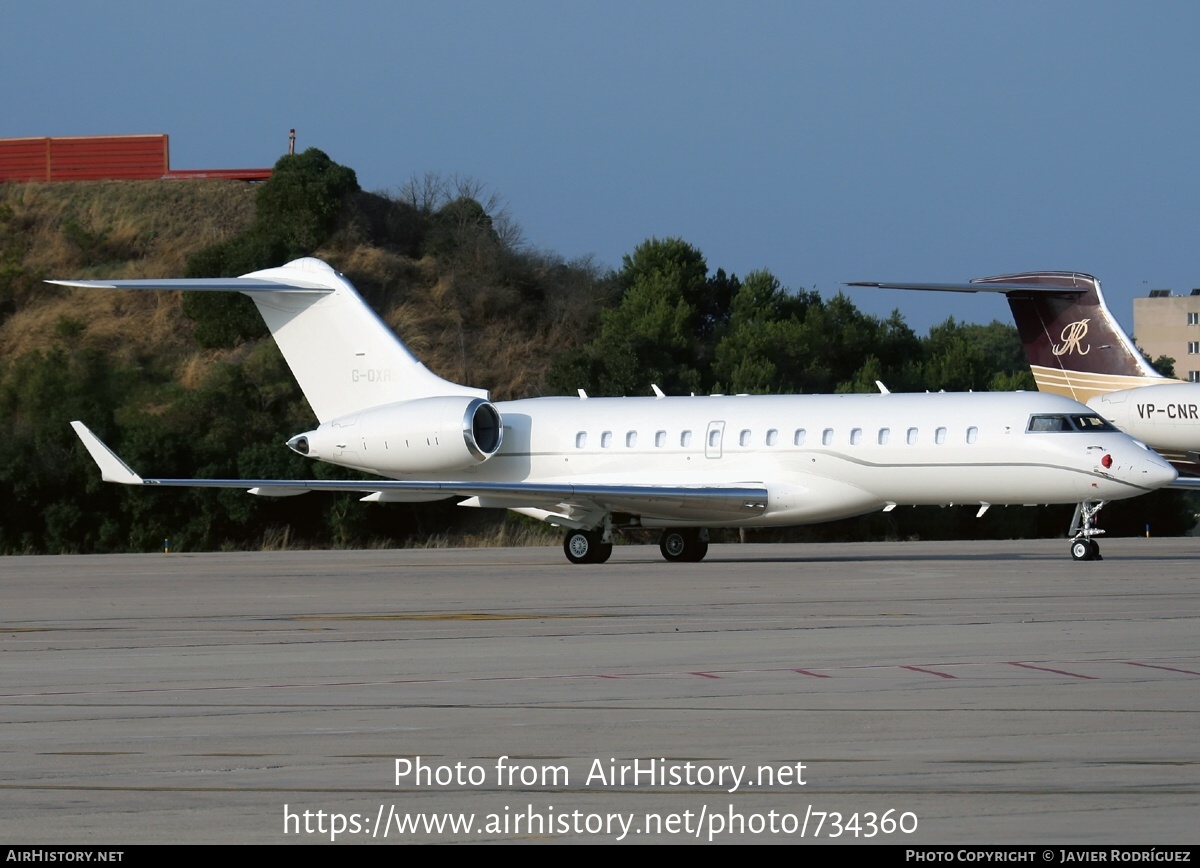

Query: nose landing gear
left=1068, top=501, right=1105, bottom=561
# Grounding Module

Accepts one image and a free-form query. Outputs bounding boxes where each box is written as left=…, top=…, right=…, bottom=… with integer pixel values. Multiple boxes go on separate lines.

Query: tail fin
left=969, top=271, right=1171, bottom=401
left=849, top=272, right=1178, bottom=403
left=50, top=257, right=486, bottom=422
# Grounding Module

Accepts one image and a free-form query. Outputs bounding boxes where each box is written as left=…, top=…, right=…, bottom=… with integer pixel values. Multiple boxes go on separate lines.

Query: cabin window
left=935, top=426, right=947, bottom=445
left=601, top=431, right=612, bottom=447
left=766, top=428, right=778, bottom=446
left=966, top=426, right=978, bottom=444
left=681, top=430, right=692, bottom=447
left=906, top=427, right=918, bottom=445
left=793, top=428, right=806, bottom=446
left=822, top=428, right=834, bottom=446
left=739, top=429, right=751, bottom=447
left=626, top=431, right=637, bottom=448
left=878, top=427, right=890, bottom=445
left=575, top=432, right=586, bottom=448
left=655, top=430, right=666, bottom=447
left=850, top=427, right=862, bottom=445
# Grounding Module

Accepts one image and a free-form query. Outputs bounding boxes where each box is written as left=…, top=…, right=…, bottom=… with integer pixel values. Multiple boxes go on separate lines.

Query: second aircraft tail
left=850, top=271, right=1177, bottom=403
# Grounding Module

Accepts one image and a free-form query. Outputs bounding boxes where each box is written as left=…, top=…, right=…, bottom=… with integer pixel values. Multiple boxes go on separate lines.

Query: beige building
left=1133, top=290, right=1200, bottom=382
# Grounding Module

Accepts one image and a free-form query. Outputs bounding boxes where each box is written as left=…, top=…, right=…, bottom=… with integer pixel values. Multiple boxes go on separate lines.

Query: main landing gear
left=658, top=528, right=709, bottom=563
left=561, top=526, right=711, bottom=564
left=1068, top=501, right=1105, bottom=561
left=563, top=529, right=613, bottom=564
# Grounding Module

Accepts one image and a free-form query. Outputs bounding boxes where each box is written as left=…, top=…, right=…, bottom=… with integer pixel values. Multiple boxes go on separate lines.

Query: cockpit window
left=1028, top=415, right=1067, bottom=432
left=1027, top=413, right=1117, bottom=433
left=1070, top=414, right=1116, bottom=431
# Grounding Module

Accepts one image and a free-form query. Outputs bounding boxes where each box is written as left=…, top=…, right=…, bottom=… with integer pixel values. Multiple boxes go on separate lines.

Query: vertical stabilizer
left=49, top=257, right=487, bottom=423
left=970, top=271, right=1173, bottom=402
left=237, top=258, right=486, bottom=421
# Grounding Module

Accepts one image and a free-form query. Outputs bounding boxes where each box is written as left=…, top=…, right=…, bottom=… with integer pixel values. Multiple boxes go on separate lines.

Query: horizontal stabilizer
left=846, top=280, right=1085, bottom=297
left=48, top=277, right=331, bottom=294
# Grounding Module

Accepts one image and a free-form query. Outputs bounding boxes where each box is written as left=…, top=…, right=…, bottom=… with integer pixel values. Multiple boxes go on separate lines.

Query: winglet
left=70, top=421, right=144, bottom=484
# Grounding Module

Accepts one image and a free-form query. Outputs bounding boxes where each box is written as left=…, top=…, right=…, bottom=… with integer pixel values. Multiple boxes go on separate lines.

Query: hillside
left=0, top=178, right=606, bottom=400
left=0, top=180, right=256, bottom=360
left=0, top=168, right=613, bottom=553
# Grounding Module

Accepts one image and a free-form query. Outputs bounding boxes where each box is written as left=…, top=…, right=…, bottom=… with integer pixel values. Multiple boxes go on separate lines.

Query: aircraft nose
left=1144, top=452, right=1179, bottom=489
left=1098, top=443, right=1176, bottom=491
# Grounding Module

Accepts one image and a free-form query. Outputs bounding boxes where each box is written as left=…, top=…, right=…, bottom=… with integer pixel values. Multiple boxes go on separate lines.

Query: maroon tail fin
left=847, top=273, right=1172, bottom=402
left=969, top=272, right=1168, bottom=401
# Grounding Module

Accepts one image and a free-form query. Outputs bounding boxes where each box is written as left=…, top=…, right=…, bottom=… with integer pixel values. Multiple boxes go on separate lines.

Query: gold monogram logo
left=1053, top=319, right=1090, bottom=356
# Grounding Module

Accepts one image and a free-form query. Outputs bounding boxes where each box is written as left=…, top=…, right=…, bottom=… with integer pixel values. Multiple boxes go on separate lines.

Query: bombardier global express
left=61, top=258, right=1175, bottom=563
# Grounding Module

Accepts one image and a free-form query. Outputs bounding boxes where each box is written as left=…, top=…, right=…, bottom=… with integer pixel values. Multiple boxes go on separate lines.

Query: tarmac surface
left=2, top=537, right=1198, bottom=845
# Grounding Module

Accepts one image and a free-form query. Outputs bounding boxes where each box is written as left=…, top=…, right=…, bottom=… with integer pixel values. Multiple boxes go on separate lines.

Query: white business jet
left=60, top=258, right=1175, bottom=563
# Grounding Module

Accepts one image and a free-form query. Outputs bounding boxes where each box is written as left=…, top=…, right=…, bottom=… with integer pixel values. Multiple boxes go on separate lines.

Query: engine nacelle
left=288, top=396, right=503, bottom=474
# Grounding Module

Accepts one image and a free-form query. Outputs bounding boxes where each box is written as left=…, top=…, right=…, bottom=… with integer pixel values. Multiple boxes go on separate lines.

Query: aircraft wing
left=1165, top=477, right=1200, bottom=490
left=71, top=422, right=767, bottom=519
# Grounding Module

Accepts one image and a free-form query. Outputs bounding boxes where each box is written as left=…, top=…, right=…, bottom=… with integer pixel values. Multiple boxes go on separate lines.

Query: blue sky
left=8, top=1, right=1199, bottom=335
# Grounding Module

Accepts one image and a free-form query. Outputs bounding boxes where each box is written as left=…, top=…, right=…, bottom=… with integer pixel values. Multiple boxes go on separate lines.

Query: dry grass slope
left=0, top=180, right=257, bottom=362
left=1, top=179, right=602, bottom=404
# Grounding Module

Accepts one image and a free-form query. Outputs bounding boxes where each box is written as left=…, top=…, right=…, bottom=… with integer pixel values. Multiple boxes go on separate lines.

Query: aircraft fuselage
left=298, top=390, right=1170, bottom=528
left=1089, top=382, right=1200, bottom=461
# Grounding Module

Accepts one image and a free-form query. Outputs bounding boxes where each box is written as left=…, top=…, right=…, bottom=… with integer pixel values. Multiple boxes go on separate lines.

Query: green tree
left=0, top=346, right=132, bottom=552
left=182, top=149, right=361, bottom=348
left=918, top=319, right=1030, bottom=392
left=714, top=283, right=921, bottom=396
left=1152, top=354, right=1177, bottom=378
left=254, top=148, right=360, bottom=257
left=547, top=238, right=738, bottom=396
left=713, top=271, right=815, bottom=393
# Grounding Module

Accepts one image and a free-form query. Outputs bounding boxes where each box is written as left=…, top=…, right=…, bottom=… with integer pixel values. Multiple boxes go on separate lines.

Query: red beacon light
left=1101, top=454, right=1113, bottom=469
